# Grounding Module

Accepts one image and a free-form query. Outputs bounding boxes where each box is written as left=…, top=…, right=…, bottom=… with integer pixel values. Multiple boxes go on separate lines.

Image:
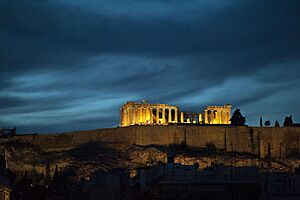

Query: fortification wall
left=1, top=126, right=300, bottom=158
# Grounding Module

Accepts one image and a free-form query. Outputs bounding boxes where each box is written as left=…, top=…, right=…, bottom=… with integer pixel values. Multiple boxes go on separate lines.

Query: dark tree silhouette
left=275, top=121, right=280, bottom=127
left=264, top=120, right=271, bottom=127
left=45, top=160, right=51, bottom=184
left=230, top=109, right=246, bottom=126
left=284, top=115, right=293, bottom=127
left=260, top=117, right=263, bottom=127
left=53, top=165, right=59, bottom=183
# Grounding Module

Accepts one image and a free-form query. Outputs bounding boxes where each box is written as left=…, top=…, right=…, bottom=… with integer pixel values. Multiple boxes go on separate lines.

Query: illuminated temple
left=120, top=101, right=232, bottom=127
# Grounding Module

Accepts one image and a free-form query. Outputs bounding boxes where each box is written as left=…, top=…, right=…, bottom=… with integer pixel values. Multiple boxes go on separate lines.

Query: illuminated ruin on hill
left=120, top=101, right=232, bottom=127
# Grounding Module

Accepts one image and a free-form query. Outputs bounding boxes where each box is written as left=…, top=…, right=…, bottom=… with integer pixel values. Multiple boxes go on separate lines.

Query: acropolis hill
left=1, top=101, right=300, bottom=178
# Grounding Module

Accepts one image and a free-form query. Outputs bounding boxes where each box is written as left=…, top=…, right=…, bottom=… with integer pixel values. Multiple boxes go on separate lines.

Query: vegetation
left=230, top=109, right=246, bottom=126
left=284, top=115, right=293, bottom=127
left=264, top=120, right=271, bottom=127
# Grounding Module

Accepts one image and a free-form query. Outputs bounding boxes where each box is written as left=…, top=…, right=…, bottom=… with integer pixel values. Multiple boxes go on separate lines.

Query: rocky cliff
left=1, top=125, right=300, bottom=179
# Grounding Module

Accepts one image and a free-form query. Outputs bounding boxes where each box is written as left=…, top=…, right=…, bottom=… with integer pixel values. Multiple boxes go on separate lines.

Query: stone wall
left=1, top=126, right=300, bottom=158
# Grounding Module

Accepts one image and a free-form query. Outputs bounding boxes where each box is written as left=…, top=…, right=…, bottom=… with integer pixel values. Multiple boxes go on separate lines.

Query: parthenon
left=120, top=101, right=232, bottom=127
left=120, top=101, right=179, bottom=127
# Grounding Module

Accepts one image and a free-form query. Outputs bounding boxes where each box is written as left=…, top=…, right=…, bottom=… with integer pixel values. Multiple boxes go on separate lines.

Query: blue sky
left=1, top=0, right=300, bottom=133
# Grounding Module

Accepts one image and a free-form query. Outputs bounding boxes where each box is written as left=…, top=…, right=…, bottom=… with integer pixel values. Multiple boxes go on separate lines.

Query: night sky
left=1, top=0, right=300, bottom=133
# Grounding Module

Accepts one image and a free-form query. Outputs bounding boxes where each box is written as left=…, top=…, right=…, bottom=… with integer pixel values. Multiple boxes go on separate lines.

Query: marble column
left=125, top=111, right=127, bottom=126
left=138, top=108, right=142, bottom=123
left=168, top=108, right=172, bottom=122
left=122, top=111, right=126, bottom=126
left=129, top=109, right=133, bottom=125
left=221, top=111, right=225, bottom=124
left=150, top=108, right=153, bottom=124
left=174, top=108, right=178, bottom=123
left=127, top=109, right=130, bottom=125
left=134, top=108, right=137, bottom=124
left=204, top=110, right=208, bottom=124
left=162, top=108, right=166, bottom=124
left=227, top=112, right=230, bottom=124
left=199, top=114, right=202, bottom=123
left=135, top=109, right=138, bottom=124
left=180, top=112, right=184, bottom=123
left=126, top=110, right=129, bottom=126
left=143, top=108, right=146, bottom=124
left=218, top=110, right=222, bottom=124
left=139, top=108, right=142, bottom=123
left=132, top=109, right=136, bottom=125
left=156, top=107, right=160, bottom=124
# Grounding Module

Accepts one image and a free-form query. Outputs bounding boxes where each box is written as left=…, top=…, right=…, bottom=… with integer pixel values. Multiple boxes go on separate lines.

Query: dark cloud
left=0, top=0, right=300, bottom=133
left=0, top=96, right=24, bottom=109
left=1, top=0, right=299, bottom=69
left=17, top=117, right=110, bottom=134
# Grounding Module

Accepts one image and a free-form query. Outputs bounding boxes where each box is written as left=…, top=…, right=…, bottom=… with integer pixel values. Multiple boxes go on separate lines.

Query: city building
left=134, top=158, right=261, bottom=200
left=0, top=150, right=11, bottom=200
left=81, top=155, right=300, bottom=200
left=0, top=128, right=16, bottom=138
left=261, top=170, right=300, bottom=200
left=80, top=168, right=130, bottom=200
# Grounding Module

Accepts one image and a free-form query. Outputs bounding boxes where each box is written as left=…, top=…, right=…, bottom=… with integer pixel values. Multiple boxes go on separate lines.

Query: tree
left=284, top=115, right=293, bottom=127
left=264, top=120, right=271, bottom=127
left=230, top=109, right=246, bottom=126
left=52, top=165, right=59, bottom=183
left=275, top=121, right=280, bottom=127
left=260, top=117, right=263, bottom=127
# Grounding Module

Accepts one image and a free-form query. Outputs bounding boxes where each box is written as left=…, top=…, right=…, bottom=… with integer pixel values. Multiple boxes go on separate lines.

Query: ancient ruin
left=120, top=101, right=231, bottom=127
left=120, top=101, right=179, bottom=127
